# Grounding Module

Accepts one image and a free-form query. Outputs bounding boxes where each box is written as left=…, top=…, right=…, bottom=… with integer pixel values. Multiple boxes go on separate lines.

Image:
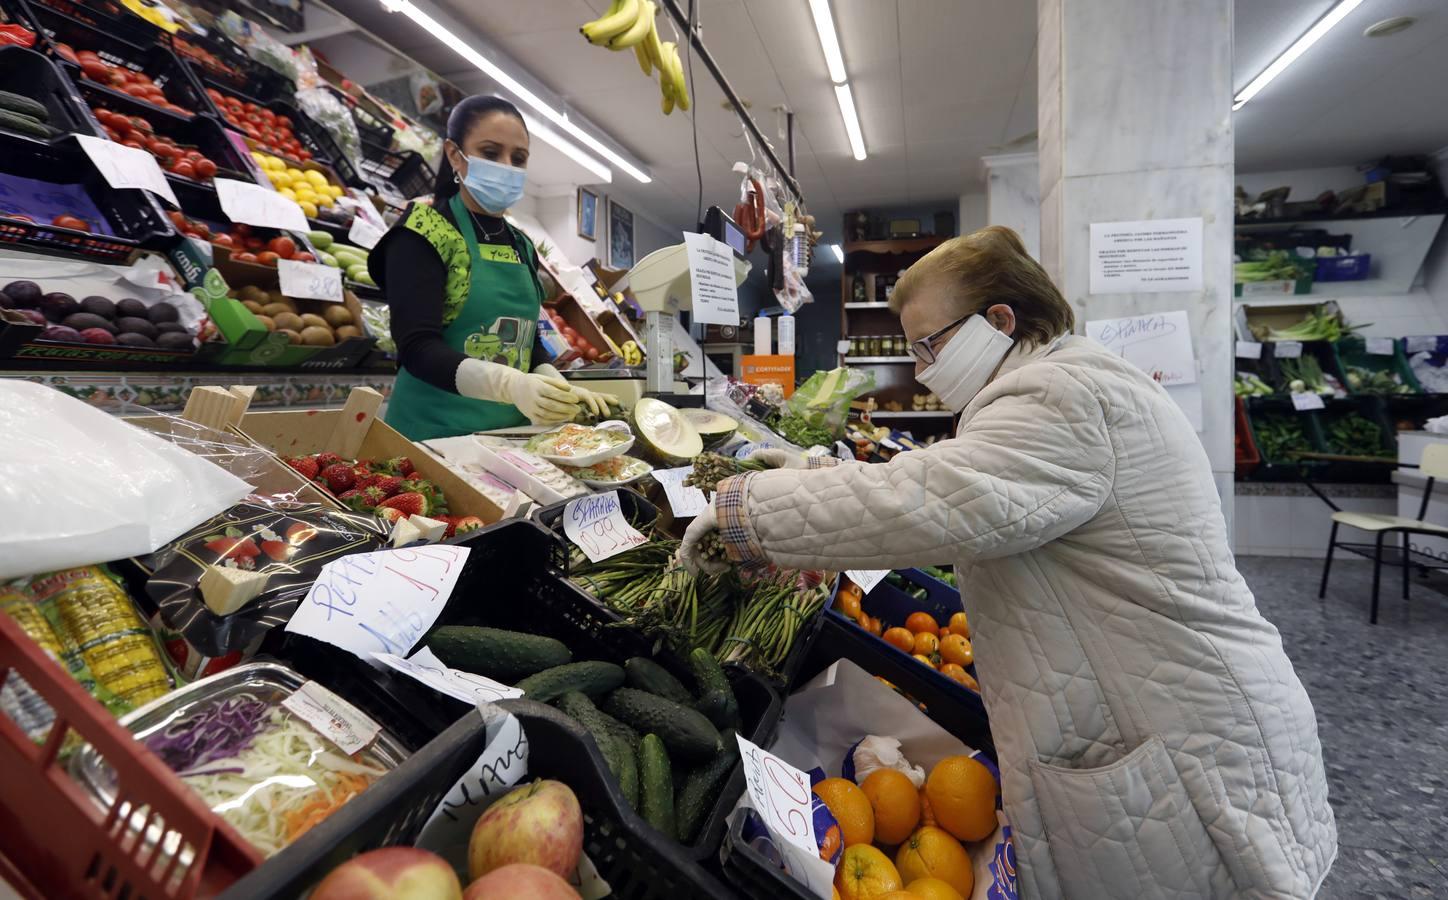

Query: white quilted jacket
left=735, top=336, right=1336, bottom=898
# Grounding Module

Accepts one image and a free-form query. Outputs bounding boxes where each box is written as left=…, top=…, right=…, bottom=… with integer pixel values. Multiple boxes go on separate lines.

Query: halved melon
left=680, top=408, right=738, bottom=450
left=633, top=397, right=703, bottom=465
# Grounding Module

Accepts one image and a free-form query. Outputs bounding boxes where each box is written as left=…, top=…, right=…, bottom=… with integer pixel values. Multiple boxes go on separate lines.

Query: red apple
left=311, top=847, right=462, bottom=900
left=467, top=780, right=582, bottom=882
left=463, top=864, right=579, bottom=900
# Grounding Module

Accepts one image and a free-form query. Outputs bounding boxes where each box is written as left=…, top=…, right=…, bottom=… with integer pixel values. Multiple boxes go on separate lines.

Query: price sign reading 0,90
left=563, top=490, right=649, bottom=563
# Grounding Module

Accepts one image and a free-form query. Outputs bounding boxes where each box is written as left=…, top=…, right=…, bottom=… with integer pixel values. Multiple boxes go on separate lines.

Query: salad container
left=72, top=661, right=408, bottom=858
left=561, top=454, right=655, bottom=488
left=525, top=421, right=636, bottom=467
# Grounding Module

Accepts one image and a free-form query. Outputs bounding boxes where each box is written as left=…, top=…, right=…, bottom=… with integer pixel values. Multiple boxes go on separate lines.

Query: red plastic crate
left=0, top=614, right=261, bottom=899
left=1235, top=396, right=1261, bottom=477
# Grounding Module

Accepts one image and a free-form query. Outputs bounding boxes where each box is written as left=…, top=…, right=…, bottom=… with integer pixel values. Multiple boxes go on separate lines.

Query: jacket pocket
left=1028, top=735, right=1226, bottom=900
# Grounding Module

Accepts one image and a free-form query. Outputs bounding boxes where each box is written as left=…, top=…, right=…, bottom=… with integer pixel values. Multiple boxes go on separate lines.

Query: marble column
left=1038, top=0, right=1236, bottom=513
left=982, top=153, right=1040, bottom=259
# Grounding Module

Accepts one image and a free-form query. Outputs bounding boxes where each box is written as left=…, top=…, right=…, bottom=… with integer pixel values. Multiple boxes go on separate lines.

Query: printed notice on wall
left=1089, top=217, right=1203, bottom=294
left=682, top=231, right=740, bottom=326
left=1084, top=310, right=1196, bottom=386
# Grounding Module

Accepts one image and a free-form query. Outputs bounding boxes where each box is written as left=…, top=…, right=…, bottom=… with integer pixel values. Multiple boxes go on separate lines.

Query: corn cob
left=30, top=568, right=171, bottom=707
left=0, top=586, right=64, bottom=659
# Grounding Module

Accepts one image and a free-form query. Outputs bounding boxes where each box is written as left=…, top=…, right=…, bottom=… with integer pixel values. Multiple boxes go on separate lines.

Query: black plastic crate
left=204, top=79, right=364, bottom=188
left=214, top=700, right=735, bottom=900
left=535, top=488, right=660, bottom=577
left=339, top=89, right=394, bottom=149
left=0, top=44, right=99, bottom=143
left=0, top=131, right=175, bottom=260
left=1243, top=398, right=1328, bottom=483
left=1316, top=395, right=1396, bottom=483
left=19, top=0, right=154, bottom=46
left=171, top=27, right=292, bottom=102
left=359, top=141, right=433, bottom=199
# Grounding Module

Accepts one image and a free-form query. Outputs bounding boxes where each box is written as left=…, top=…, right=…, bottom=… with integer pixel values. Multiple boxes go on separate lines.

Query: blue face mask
left=461, top=155, right=526, bottom=213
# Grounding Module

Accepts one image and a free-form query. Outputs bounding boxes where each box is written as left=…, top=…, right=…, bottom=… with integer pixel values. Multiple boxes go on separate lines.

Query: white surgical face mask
left=915, top=314, right=1015, bottom=412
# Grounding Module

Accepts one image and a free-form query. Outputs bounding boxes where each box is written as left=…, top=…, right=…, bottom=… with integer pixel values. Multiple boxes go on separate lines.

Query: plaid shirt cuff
left=714, top=472, right=766, bottom=566
left=806, top=455, right=842, bottom=469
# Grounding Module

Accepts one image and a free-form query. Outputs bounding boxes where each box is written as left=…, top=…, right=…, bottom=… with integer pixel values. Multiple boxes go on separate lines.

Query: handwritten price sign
left=374, top=647, right=523, bottom=705
left=653, top=466, right=708, bottom=518
left=563, top=490, right=649, bottom=563
left=286, top=545, right=470, bottom=657
left=348, top=215, right=386, bottom=250
left=736, top=735, right=818, bottom=853
left=278, top=258, right=343, bottom=302
left=76, top=134, right=179, bottom=207
left=215, top=177, right=310, bottom=232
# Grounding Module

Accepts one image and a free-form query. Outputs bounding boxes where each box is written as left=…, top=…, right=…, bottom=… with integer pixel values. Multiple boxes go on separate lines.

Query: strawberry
left=315, top=452, right=344, bottom=469
left=376, top=506, right=405, bottom=524
left=399, top=457, right=415, bottom=476
left=434, top=514, right=457, bottom=538
left=371, top=476, right=403, bottom=497
left=286, top=456, right=320, bottom=479
left=451, top=515, right=484, bottom=536
left=204, top=536, right=260, bottom=562
left=260, top=539, right=290, bottom=561
left=355, top=474, right=383, bottom=490
left=321, top=463, right=357, bottom=493
left=360, top=486, right=388, bottom=508
left=377, top=491, right=427, bottom=518
left=285, top=522, right=318, bottom=543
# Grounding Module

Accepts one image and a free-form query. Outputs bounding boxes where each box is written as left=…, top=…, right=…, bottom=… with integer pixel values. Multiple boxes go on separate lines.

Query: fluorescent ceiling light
left=834, top=84, right=866, bottom=160
left=383, top=0, right=649, bottom=183
left=808, top=0, right=847, bottom=84
left=831, top=243, right=844, bottom=262
left=522, top=114, right=612, bottom=183
left=1233, top=0, right=1362, bottom=110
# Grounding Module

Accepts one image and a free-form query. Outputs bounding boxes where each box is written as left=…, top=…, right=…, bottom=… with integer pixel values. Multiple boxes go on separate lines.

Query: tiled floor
left=1241, top=555, right=1448, bottom=898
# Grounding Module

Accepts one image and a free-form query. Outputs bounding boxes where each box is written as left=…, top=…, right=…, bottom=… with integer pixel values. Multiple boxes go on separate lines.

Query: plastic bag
left=410, top=71, right=443, bottom=116
left=0, top=382, right=252, bottom=580
left=705, top=378, right=803, bottom=454
left=842, top=734, right=926, bottom=788
left=294, top=46, right=362, bottom=165
left=782, top=367, right=876, bottom=433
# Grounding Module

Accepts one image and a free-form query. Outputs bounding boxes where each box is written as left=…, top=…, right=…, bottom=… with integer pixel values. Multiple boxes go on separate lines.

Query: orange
left=860, top=769, right=920, bottom=845
left=925, top=757, right=998, bottom=842
left=906, top=876, right=965, bottom=900
left=896, top=826, right=974, bottom=897
left=883, top=627, right=915, bottom=653
left=835, top=845, right=902, bottom=900
left=837, top=590, right=863, bottom=620
left=905, top=612, right=938, bottom=635
left=912, top=632, right=940, bottom=656
left=876, top=893, right=916, bottom=900
left=833, top=889, right=842, bottom=900
left=866, top=616, right=883, bottom=636
left=948, top=611, right=970, bottom=638
left=919, top=786, right=936, bottom=827
left=939, top=626, right=951, bottom=638
left=912, top=653, right=934, bottom=667
left=939, top=634, right=973, bottom=667
left=813, top=778, right=874, bottom=847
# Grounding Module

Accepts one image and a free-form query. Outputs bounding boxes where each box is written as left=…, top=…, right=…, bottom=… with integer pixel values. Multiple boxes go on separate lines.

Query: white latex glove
left=531, top=363, right=620, bottom=419
left=456, top=358, right=579, bottom=425
left=747, top=447, right=809, bottom=470
left=678, top=499, right=729, bottom=576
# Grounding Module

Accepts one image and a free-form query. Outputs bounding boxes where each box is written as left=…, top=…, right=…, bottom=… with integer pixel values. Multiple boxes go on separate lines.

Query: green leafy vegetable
left=1234, top=372, right=1273, bottom=397
left=1255, top=415, right=1313, bottom=463
left=1345, top=366, right=1412, bottom=396
left=1325, top=414, right=1392, bottom=458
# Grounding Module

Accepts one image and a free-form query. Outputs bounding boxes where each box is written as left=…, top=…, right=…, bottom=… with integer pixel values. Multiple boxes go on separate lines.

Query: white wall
left=958, top=193, right=987, bottom=235
left=524, top=189, right=678, bottom=270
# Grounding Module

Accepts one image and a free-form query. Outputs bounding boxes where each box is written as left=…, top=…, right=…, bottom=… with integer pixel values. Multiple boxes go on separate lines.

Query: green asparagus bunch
left=682, top=452, right=767, bottom=493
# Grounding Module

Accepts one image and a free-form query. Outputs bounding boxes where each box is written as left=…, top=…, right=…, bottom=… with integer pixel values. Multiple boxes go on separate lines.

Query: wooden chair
left=1318, top=443, right=1448, bottom=623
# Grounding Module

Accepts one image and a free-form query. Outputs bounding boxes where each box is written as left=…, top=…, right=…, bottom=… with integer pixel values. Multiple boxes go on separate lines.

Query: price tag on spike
left=1291, top=392, right=1325, bottom=411
left=1274, top=341, right=1303, bottom=359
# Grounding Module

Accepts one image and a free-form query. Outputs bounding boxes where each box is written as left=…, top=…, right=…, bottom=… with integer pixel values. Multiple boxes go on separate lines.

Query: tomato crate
left=24, top=1, right=213, bottom=126
left=214, top=700, right=735, bottom=900
left=359, top=141, right=433, bottom=200
left=0, top=45, right=100, bottom=144
left=203, top=80, right=364, bottom=188
left=0, top=613, right=262, bottom=899
left=17, top=0, right=155, bottom=46
left=0, top=132, right=175, bottom=261
left=170, top=28, right=292, bottom=102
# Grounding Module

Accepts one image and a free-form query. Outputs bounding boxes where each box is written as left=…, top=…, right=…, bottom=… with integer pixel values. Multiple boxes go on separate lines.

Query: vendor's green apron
left=386, top=194, right=541, bottom=441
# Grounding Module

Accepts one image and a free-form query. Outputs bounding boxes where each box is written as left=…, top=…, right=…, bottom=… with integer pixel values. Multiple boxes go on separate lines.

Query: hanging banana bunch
left=581, top=0, right=689, bottom=116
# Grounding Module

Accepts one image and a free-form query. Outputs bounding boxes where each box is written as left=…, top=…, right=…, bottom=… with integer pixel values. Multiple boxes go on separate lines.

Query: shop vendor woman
left=682, top=227, right=1337, bottom=898
left=369, top=95, right=616, bottom=441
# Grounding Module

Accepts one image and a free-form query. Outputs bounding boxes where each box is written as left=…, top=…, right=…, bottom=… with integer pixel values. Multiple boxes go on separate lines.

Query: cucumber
left=0, top=109, right=52, bottom=139
left=597, top=708, right=641, bottom=751
left=0, top=91, right=47, bottom=122
left=604, top=687, right=722, bottom=762
left=676, top=729, right=737, bottom=843
left=624, top=657, right=692, bottom=704
left=556, top=692, right=638, bottom=810
left=688, top=649, right=739, bottom=730
left=516, top=660, right=624, bottom=702
left=306, top=229, right=333, bottom=250
left=639, top=734, right=675, bottom=837
left=426, top=626, right=571, bottom=680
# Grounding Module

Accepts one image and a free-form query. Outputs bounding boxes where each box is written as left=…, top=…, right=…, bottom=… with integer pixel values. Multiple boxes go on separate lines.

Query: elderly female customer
left=681, top=226, right=1336, bottom=899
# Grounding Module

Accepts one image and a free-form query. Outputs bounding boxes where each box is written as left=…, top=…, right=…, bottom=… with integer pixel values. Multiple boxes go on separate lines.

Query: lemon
left=294, top=189, right=319, bottom=205
left=316, top=194, right=333, bottom=208
left=279, top=187, right=297, bottom=201
left=267, top=169, right=287, bottom=185
left=304, top=169, right=328, bottom=187
left=250, top=151, right=266, bottom=164
left=299, top=200, right=319, bottom=218
left=285, top=167, right=305, bottom=180
left=325, top=184, right=344, bottom=198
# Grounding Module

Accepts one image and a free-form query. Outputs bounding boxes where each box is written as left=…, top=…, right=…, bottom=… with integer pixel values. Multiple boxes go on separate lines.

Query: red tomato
left=189, top=221, right=210, bottom=239
left=233, top=223, right=251, bottom=237
left=211, top=233, right=233, bottom=247
left=128, top=116, right=152, bottom=134
left=172, top=161, right=196, bottom=179
left=293, top=251, right=315, bottom=263
left=122, top=138, right=145, bottom=151
left=296, top=149, right=311, bottom=161
left=206, top=88, right=222, bottom=102
left=167, top=210, right=187, bottom=227
left=266, top=236, right=296, bottom=259
left=55, top=43, right=79, bottom=64
left=194, top=158, right=217, bottom=178
left=255, top=251, right=279, bottom=266
left=80, top=59, right=109, bottom=81
left=51, top=214, right=89, bottom=231
left=244, top=237, right=265, bottom=252
left=232, top=251, right=257, bottom=263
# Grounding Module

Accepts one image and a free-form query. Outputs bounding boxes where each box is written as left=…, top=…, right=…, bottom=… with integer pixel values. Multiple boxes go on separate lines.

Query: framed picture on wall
left=607, top=198, right=635, bottom=269
left=577, top=187, right=598, bottom=240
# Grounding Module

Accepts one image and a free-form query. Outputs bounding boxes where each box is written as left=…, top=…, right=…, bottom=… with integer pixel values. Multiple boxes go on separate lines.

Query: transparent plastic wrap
left=129, top=411, right=321, bottom=503
left=778, top=367, right=876, bottom=445
left=295, top=46, right=361, bottom=165
left=216, top=11, right=298, bottom=83
left=0, top=382, right=252, bottom=581
left=705, top=378, right=803, bottom=454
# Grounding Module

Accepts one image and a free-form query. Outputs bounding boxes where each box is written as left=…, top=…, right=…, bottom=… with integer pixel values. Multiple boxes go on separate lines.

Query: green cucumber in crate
left=625, top=657, right=693, bottom=704
left=639, top=733, right=676, bottom=837
left=688, top=648, right=739, bottom=730
left=0, top=91, right=49, bottom=122
left=426, top=626, right=572, bottom=680
left=556, top=691, right=639, bottom=810
left=515, top=660, right=624, bottom=702
left=0, top=109, right=53, bottom=139
left=675, top=729, right=737, bottom=843
left=605, top=687, right=723, bottom=762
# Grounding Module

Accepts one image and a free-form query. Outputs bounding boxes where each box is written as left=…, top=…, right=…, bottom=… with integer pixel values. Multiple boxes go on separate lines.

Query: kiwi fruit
left=80, top=295, right=116, bottom=319
left=255, top=314, right=276, bottom=331
left=272, top=312, right=304, bottom=332
left=62, top=312, right=115, bottom=333
left=267, top=291, right=292, bottom=310
left=299, top=313, right=328, bottom=330
left=334, top=324, right=362, bottom=340
left=322, top=305, right=353, bottom=327
left=147, top=302, right=179, bottom=323
left=277, top=328, right=302, bottom=345
left=239, top=285, right=267, bottom=302
left=156, top=332, right=194, bottom=350
left=300, top=325, right=335, bottom=346
left=155, top=322, right=188, bottom=334
left=115, top=332, right=155, bottom=347
left=261, top=302, right=290, bottom=317
left=116, top=297, right=148, bottom=319
left=242, top=300, right=265, bottom=314
left=116, top=316, right=158, bottom=338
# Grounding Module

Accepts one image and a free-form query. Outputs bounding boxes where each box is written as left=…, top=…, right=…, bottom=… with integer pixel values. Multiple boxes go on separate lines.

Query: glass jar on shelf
left=868, top=336, right=883, bottom=356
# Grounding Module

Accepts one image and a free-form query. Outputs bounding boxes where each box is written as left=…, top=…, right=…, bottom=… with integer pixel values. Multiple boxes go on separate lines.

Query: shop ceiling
left=314, top=0, right=1448, bottom=239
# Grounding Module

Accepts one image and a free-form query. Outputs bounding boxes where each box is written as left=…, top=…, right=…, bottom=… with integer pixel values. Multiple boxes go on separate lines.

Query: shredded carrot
left=283, top=772, right=374, bottom=840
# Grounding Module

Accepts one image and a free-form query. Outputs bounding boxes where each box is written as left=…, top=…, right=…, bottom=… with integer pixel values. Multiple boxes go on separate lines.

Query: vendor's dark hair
left=432, top=95, right=528, bottom=200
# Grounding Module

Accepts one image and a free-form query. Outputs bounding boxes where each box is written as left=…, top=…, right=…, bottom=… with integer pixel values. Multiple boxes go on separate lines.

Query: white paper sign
left=1166, top=382, right=1204, bottom=432
left=1406, top=335, right=1437, bottom=354
left=348, top=216, right=386, bottom=250
left=736, top=734, right=818, bottom=855
left=278, top=258, right=343, bottom=302
left=286, top=545, right=470, bottom=657
left=1084, top=310, right=1196, bottom=386
left=281, top=680, right=381, bottom=754
left=845, top=569, right=889, bottom=593
left=75, top=134, right=179, bottom=207
left=563, top=490, right=649, bottom=562
left=682, top=232, right=741, bottom=326
left=1274, top=341, right=1304, bottom=359
left=653, top=466, right=709, bottom=518
left=1236, top=341, right=1263, bottom=359
left=1291, top=391, right=1326, bottom=411
left=214, top=177, right=310, bottom=232
left=374, top=647, right=523, bottom=705
left=1367, top=337, right=1397, bottom=356
left=1088, top=217, right=1203, bottom=294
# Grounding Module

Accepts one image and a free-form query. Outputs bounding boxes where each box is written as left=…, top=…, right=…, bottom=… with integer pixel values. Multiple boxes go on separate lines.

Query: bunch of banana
left=581, top=0, right=689, bottom=115
left=620, top=340, right=643, bottom=366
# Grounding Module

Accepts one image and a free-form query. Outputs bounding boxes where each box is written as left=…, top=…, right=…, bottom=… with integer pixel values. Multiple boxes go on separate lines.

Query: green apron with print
left=386, top=194, right=541, bottom=441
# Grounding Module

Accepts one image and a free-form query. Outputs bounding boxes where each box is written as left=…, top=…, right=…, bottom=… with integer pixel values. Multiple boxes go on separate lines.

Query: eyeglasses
left=908, top=313, right=975, bottom=365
